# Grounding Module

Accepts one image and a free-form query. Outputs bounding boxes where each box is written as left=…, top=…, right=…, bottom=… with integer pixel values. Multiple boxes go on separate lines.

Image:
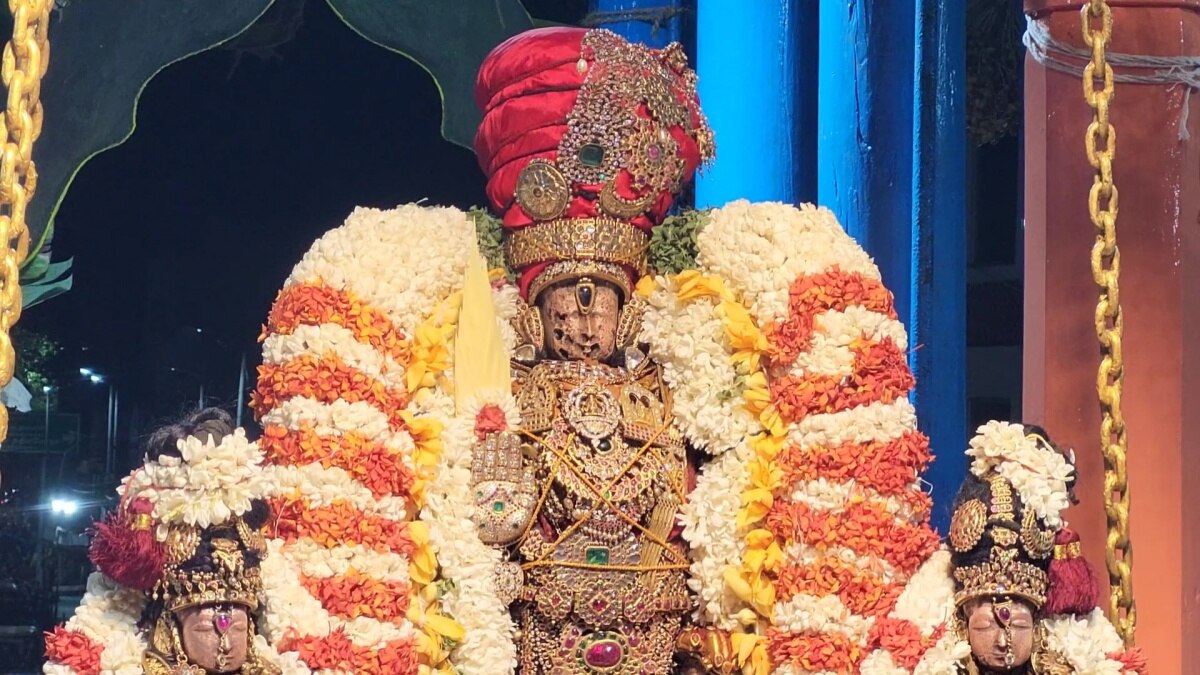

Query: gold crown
left=153, top=536, right=263, bottom=613
left=506, top=217, right=649, bottom=299
left=953, top=546, right=1049, bottom=609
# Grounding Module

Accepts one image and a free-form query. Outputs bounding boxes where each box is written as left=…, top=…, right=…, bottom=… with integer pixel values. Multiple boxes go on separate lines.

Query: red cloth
left=474, top=27, right=708, bottom=295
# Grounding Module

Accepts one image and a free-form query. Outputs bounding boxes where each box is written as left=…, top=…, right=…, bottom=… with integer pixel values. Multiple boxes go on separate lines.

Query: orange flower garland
left=767, top=268, right=897, bottom=366
left=277, top=628, right=418, bottom=673
left=770, top=338, right=915, bottom=425
left=300, top=569, right=411, bottom=622
left=261, top=424, right=416, bottom=500
left=43, top=626, right=102, bottom=675
left=269, top=496, right=416, bottom=556
left=866, top=619, right=945, bottom=670
left=776, top=431, right=932, bottom=497
left=766, top=499, right=939, bottom=574
left=251, top=353, right=409, bottom=429
left=766, top=629, right=864, bottom=672
left=775, top=559, right=902, bottom=618
left=264, top=283, right=411, bottom=365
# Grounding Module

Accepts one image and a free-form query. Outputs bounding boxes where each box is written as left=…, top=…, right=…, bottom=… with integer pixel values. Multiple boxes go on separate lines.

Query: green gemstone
left=585, top=546, right=610, bottom=565
left=578, top=143, right=605, bottom=167
left=492, top=501, right=505, bottom=512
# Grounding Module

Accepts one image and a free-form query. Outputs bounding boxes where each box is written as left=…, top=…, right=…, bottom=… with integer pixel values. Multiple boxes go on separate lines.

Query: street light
left=50, top=498, right=77, bottom=516
left=80, top=368, right=118, bottom=475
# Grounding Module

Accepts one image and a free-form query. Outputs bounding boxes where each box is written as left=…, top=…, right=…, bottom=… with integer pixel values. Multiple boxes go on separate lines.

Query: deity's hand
left=469, top=430, right=538, bottom=546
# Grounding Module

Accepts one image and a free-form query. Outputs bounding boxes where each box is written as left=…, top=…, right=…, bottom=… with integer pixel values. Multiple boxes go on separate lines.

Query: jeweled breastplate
left=512, top=359, right=690, bottom=675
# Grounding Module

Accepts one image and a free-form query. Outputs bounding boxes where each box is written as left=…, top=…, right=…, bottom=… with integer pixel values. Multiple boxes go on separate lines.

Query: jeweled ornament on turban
left=474, top=26, right=714, bottom=303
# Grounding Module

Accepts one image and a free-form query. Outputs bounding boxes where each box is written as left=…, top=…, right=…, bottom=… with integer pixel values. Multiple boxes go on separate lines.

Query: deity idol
left=942, top=423, right=1147, bottom=675
left=44, top=409, right=285, bottom=674
left=245, top=26, right=957, bottom=674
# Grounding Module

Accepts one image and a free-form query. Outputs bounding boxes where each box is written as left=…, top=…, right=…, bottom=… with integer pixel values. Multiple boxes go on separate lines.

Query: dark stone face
left=177, top=604, right=250, bottom=673
left=538, top=281, right=620, bottom=362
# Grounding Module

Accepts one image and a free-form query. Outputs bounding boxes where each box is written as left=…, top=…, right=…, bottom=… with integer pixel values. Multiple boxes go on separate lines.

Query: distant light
left=89, top=374, right=104, bottom=384
left=42, top=385, right=52, bottom=394
left=196, top=328, right=203, bottom=333
left=51, top=499, right=77, bottom=515
left=79, top=367, right=93, bottom=377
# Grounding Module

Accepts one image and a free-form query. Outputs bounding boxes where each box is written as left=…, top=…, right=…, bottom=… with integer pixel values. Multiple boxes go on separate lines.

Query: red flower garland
left=43, top=626, right=102, bottom=675
left=261, top=424, right=415, bottom=500
left=867, top=619, right=946, bottom=670
left=767, top=268, right=897, bottom=366
left=775, top=559, right=902, bottom=618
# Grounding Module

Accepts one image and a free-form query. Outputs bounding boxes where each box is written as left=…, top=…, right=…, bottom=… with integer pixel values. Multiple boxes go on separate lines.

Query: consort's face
left=177, top=604, right=250, bottom=673
left=538, top=281, right=620, bottom=361
left=964, top=598, right=1035, bottom=672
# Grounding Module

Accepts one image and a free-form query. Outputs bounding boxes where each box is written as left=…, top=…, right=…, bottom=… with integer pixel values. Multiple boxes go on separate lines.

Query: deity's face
left=963, top=597, right=1035, bottom=672
left=177, top=603, right=250, bottom=673
left=538, top=280, right=620, bottom=361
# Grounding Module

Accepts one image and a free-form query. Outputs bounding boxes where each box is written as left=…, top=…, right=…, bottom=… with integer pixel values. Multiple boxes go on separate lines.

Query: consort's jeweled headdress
left=474, top=27, right=714, bottom=301
left=948, top=422, right=1078, bottom=610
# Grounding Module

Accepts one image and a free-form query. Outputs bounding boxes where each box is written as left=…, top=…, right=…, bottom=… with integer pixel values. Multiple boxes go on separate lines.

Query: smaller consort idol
left=946, top=422, right=1147, bottom=675
left=44, top=409, right=284, bottom=675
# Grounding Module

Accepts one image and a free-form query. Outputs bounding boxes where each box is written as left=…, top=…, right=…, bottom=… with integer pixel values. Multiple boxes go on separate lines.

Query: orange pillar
left=1023, top=1, right=1200, bottom=671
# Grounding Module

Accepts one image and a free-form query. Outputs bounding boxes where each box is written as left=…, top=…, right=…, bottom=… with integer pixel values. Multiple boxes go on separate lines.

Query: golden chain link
left=1080, top=0, right=1135, bottom=647
left=0, top=0, right=52, bottom=442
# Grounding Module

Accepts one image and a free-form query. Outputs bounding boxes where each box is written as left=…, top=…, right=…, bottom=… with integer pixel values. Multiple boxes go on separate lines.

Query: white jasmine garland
left=887, top=550, right=956, bottom=637
left=698, top=201, right=882, bottom=325
left=967, top=421, right=1074, bottom=528
left=262, top=323, right=409, bottom=390
left=491, top=283, right=522, bottom=352
left=640, top=277, right=759, bottom=454
left=1042, top=609, right=1129, bottom=675
left=282, top=540, right=412, bottom=584
left=421, top=393, right=518, bottom=674
left=260, top=397, right=396, bottom=443
left=911, top=633, right=971, bottom=674
left=266, top=463, right=410, bottom=521
left=52, top=573, right=145, bottom=675
left=772, top=593, right=874, bottom=642
left=680, top=441, right=753, bottom=628
left=786, top=398, right=919, bottom=451
left=285, top=205, right=474, bottom=336
left=787, top=478, right=928, bottom=522
left=120, top=428, right=276, bottom=539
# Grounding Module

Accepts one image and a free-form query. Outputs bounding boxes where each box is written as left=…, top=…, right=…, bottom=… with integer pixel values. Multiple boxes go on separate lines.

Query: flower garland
left=966, top=420, right=1074, bottom=529
left=255, top=204, right=520, bottom=674
left=422, top=388, right=519, bottom=674
left=256, top=205, right=476, bottom=674
left=42, top=573, right=147, bottom=675
left=664, top=201, right=948, bottom=674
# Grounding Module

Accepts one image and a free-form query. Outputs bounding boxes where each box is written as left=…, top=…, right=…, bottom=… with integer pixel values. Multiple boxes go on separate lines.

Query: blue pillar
left=910, top=0, right=966, bottom=531
left=694, top=0, right=815, bottom=206
left=587, top=0, right=683, bottom=48
left=817, top=1, right=966, bottom=532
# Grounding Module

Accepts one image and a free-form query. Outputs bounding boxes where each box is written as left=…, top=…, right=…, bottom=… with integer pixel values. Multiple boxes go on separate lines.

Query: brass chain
left=0, top=0, right=51, bottom=441
left=1080, top=0, right=1135, bottom=647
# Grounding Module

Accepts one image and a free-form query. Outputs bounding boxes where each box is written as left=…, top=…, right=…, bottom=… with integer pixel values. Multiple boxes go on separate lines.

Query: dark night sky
left=23, top=1, right=585, bottom=466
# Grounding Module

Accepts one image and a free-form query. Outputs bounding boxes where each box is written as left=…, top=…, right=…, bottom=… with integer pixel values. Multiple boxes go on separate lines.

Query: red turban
left=474, top=27, right=714, bottom=299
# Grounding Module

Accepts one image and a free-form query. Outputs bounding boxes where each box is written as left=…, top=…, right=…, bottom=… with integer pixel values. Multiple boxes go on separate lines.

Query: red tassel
left=88, top=497, right=164, bottom=591
left=1107, top=647, right=1148, bottom=674
left=1044, top=527, right=1100, bottom=615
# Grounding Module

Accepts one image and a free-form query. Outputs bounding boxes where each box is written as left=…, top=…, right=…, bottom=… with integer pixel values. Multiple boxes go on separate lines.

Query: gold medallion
left=1021, top=509, right=1056, bottom=559
left=949, top=498, right=987, bottom=552
left=598, top=180, right=654, bottom=219
left=515, top=159, right=570, bottom=221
